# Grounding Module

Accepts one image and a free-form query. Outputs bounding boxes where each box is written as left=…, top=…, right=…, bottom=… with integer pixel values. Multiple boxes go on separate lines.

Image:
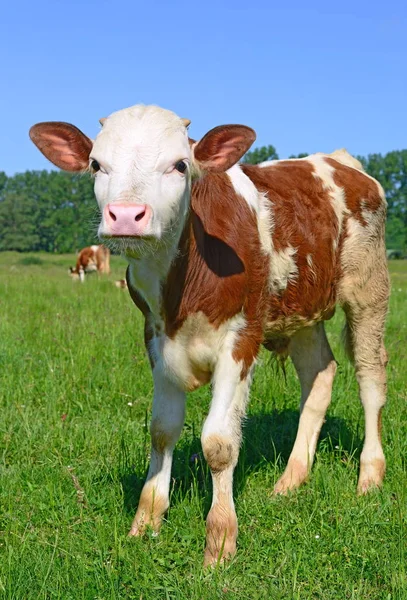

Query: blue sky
left=2, top=0, right=406, bottom=175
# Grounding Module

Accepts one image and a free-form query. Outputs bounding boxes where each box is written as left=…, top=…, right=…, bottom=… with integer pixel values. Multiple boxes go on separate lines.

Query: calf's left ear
left=193, top=124, right=256, bottom=172
left=29, top=122, right=93, bottom=172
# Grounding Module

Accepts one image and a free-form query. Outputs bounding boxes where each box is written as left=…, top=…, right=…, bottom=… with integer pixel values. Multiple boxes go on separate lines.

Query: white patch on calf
left=338, top=215, right=388, bottom=309
left=257, top=194, right=274, bottom=257
left=227, top=164, right=260, bottom=213
left=269, top=245, right=298, bottom=293
left=153, top=312, right=247, bottom=392
left=308, top=155, right=348, bottom=250
left=306, top=253, right=317, bottom=283
left=227, top=164, right=274, bottom=258
left=342, top=216, right=380, bottom=268
left=85, top=263, right=97, bottom=273
left=258, top=160, right=280, bottom=167
left=202, top=314, right=249, bottom=436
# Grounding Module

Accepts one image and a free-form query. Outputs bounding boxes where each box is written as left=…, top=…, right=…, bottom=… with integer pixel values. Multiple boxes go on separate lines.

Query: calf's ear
left=193, top=124, right=256, bottom=172
left=29, top=122, right=93, bottom=172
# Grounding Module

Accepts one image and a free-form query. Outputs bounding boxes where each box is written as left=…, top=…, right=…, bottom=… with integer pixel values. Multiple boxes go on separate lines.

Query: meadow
left=0, top=251, right=406, bottom=599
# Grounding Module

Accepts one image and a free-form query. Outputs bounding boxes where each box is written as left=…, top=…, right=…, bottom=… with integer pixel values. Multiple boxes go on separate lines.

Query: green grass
left=0, top=252, right=406, bottom=599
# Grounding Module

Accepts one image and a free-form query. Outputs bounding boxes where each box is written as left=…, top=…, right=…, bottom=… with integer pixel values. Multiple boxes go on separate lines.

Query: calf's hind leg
left=274, top=323, right=337, bottom=494
left=340, top=241, right=390, bottom=494
left=343, top=304, right=389, bottom=494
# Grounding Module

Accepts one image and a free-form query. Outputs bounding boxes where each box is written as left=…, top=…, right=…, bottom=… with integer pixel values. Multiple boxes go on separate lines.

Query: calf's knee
left=202, top=434, right=237, bottom=472
left=150, top=419, right=182, bottom=453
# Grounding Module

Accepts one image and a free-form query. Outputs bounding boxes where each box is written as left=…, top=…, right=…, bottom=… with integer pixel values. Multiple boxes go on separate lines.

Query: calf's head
left=69, top=266, right=84, bottom=282
left=30, top=105, right=256, bottom=257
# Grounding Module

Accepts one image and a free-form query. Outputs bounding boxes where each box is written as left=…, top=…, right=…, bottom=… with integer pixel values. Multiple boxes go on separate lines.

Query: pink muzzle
left=103, top=203, right=152, bottom=237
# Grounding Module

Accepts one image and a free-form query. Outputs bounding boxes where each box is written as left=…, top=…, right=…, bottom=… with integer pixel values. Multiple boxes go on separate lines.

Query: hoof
left=357, top=458, right=385, bottom=495
left=273, top=459, right=308, bottom=495
left=203, top=543, right=236, bottom=568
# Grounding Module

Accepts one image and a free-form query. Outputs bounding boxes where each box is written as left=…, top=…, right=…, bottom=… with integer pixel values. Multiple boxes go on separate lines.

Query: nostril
left=135, top=210, right=146, bottom=222
left=109, top=210, right=117, bottom=222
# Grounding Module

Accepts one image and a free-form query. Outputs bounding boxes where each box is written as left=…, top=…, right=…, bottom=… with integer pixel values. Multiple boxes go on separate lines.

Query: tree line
left=1, top=146, right=406, bottom=253
left=0, top=171, right=98, bottom=253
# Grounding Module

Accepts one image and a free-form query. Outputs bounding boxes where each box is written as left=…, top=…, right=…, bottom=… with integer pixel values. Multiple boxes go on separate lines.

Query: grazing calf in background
left=30, top=105, right=389, bottom=566
left=69, top=244, right=110, bottom=282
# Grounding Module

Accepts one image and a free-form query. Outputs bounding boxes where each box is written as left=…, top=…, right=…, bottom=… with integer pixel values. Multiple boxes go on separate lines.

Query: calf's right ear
left=29, top=122, right=93, bottom=172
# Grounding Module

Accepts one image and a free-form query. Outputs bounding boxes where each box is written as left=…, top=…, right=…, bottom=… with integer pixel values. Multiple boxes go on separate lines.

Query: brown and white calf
left=30, top=105, right=389, bottom=566
left=69, top=244, right=110, bottom=282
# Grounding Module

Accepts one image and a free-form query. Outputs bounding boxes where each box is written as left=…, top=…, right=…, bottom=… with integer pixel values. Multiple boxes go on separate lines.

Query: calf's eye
left=175, top=160, right=187, bottom=174
left=90, top=159, right=100, bottom=173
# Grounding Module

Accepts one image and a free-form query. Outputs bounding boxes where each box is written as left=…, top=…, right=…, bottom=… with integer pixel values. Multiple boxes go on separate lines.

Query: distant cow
left=30, top=105, right=389, bottom=566
left=69, top=245, right=110, bottom=282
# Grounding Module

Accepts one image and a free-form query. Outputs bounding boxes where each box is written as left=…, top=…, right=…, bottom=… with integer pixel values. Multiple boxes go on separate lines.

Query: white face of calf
left=92, top=106, right=192, bottom=254
left=30, top=104, right=256, bottom=258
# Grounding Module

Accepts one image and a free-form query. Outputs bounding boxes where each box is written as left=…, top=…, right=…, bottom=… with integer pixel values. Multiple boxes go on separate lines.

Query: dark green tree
left=0, top=171, right=7, bottom=197
left=0, top=170, right=97, bottom=253
left=243, top=145, right=278, bottom=165
left=0, top=190, right=40, bottom=251
left=359, top=151, right=407, bottom=251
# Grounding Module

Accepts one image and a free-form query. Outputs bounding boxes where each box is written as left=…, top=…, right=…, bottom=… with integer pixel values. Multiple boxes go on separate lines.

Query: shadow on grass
left=120, top=409, right=362, bottom=517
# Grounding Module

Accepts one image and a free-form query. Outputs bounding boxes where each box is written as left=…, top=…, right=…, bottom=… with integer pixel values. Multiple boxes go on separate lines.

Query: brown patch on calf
left=325, top=157, right=383, bottom=225
left=163, top=173, right=254, bottom=330
left=242, top=162, right=339, bottom=326
left=162, top=171, right=268, bottom=376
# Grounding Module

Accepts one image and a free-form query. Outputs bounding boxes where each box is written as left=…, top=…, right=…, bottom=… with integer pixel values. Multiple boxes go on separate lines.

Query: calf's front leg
left=201, top=358, right=253, bottom=566
left=129, top=367, right=185, bottom=536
